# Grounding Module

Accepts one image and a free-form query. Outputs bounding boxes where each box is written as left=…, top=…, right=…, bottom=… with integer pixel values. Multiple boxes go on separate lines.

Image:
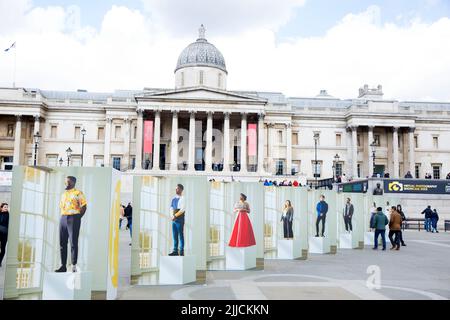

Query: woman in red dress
left=228, top=193, right=256, bottom=247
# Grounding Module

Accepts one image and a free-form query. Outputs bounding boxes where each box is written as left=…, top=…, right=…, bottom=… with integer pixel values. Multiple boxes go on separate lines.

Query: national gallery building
left=1, top=26, right=450, bottom=181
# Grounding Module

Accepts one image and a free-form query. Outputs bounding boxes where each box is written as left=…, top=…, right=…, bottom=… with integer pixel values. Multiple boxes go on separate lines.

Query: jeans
left=0, top=231, right=7, bottom=266
left=431, top=218, right=438, bottom=232
left=388, top=230, right=401, bottom=247
left=127, top=218, right=132, bottom=238
left=59, top=215, right=82, bottom=266
left=172, top=217, right=185, bottom=253
left=374, top=229, right=386, bottom=249
left=282, top=218, right=293, bottom=238
left=344, top=215, right=353, bottom=232
left=316, top=214, right=326, bottom=236
left=425, top=218, right=432, bottom=232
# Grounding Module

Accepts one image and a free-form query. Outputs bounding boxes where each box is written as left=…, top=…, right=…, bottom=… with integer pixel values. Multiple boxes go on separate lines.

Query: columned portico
left=135, top=110, right=143, bottom=169
left=368, top=125, right=374, bottom=177
left=153, top=110, right=161, bottom=171
left=205, top=111, right=213, bottom=172
left=257, top=113, right=264, bottom=174
left=170, top=110, right=179, bottom=171
left=188, top=110, right=196, bottom=172
left=240, top=112, right=247, bottom=173
left=13, top=114, right=22, bottom=165
left=351, top=126, right=358, bottom=178
left=223, top=112, right=231, bottom=173
left=104, top=117, right=112, bottom=167
left=408, top=127, right=415, bottom=175
left=392, top=126, right=399, bottom=178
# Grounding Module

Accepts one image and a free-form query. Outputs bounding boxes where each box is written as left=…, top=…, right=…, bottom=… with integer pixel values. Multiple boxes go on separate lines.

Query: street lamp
left=81, top=127, right=86, bottom=167
left=59, top=157, right=63, bottom=166
left=333, top=153, right=340, bottom=181
left=313, top=132, right=320, bottom=187
left=370, top=140, right=377, bottom=177
left=33, top=131, right=41, bottom=166
left=66, top=147, right=72, bottom=166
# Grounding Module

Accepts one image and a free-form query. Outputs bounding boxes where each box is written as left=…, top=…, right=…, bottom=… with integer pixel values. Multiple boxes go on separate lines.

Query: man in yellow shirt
left=55, top=176, right=87, bottom=273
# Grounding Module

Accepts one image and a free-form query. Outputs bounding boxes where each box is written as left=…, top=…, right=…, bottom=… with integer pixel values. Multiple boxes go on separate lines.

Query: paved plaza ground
left=117, top=229, right=450, bottom=300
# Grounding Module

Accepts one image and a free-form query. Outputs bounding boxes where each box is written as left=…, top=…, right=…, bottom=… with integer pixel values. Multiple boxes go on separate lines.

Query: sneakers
left=315, top=234, right=319, bottom=237
left=395, top=245, right=400, bottom=250
left=55, top=266, right=67, bottom=273
left=168, top=251, right=179, bottom=256
left=372, top=247, right=377, bottom=250
left=179, top=251, right=184, bottom=256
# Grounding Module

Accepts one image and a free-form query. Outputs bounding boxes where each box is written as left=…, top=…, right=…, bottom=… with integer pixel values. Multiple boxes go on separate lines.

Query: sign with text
left=384, top=179, right=450, bottom=194
left=338, top=180, right=368, bottom=193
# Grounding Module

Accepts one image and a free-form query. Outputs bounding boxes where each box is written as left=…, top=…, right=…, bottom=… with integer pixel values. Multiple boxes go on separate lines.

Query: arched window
left=218, top=73, right=222, bottom=88
left=199, top=70, right=204, bottom=85
left=181, top=72, right=184, bottom=87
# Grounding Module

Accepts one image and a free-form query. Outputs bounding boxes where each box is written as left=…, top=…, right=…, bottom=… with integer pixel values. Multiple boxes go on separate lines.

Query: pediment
left=136, top=87, right=266, bottom=103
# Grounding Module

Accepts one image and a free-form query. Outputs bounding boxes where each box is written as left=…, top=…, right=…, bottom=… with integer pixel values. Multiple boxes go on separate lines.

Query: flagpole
left=13, top=43, right=16, bottom=88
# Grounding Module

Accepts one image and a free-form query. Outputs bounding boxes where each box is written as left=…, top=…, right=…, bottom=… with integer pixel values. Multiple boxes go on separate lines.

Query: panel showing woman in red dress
left=228, top=193, right=256, bottom=247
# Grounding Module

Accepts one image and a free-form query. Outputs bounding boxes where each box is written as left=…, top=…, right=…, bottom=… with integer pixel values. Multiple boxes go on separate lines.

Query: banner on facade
left=143, top=120, right=153, bottom=154
left=248, top=123, right=257, bottom=156
left=384, top=179, right=450, bottom=194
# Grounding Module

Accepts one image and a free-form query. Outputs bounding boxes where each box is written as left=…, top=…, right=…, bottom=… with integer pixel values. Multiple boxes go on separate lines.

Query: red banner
left=143, top=120, right=153, bottom=153
left=247, top=123, right=257, bottom=156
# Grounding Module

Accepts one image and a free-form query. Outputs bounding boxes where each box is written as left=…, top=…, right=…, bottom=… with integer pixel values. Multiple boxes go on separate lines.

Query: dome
left=175, top=25, right=227, bottom=74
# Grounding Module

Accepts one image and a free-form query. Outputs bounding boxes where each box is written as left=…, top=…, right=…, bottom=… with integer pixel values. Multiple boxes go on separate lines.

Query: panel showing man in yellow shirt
left=55, top=176, right=87, bottom=273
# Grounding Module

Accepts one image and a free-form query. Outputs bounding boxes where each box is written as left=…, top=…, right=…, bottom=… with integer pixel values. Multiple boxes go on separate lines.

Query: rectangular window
left=46, top=155, right=58, bottom=167
left=432, top=164, right=441, bottom=179
left=181, top=71, right=185, bottom=87
left=414, top=135, right=418, bottom=148
left=415, top=164, right=420, bottom=179
left=218, top=73, right=222, bottom=88
left=199, top=70, right=204, bottom=85
left=335, top=133, right=341, bottom=146
left=98, top=127, right=105, bottom=140
left=292, top=132, right=298, bottom=145
left=71, top=156, right=81, bottom=167
left=374, top=134, right=381, bottom=146
left=276, top=160, right=284, bottom=175
left=50, top=125, right=57, bottom=138
left=74, top=126, right=81, bottom=139
left=133, top=126, right=137, bottom=140
left=7, top=124, right=14, bottom=137
left=112, top=157, right=121, bottom=171
left=94, top=156, right=104, bottom=167
left=357, top=134, right=361, bottom=147
left=357, top=163, right=361, bottom=178
left=433, top=136, right=438, bottom=149
left=278, top=130, right=283, bottom=144
left=115, top=126, right=122, bottom=139
left=335, top=162, right=343, bottom=177
left=292, top=160, right=301, bottom=175
left=131, top=157, right=136, bottom=169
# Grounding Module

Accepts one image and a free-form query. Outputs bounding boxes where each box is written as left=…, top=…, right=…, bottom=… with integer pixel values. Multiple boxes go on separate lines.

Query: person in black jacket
left=431, top=209, right=439, bottom=233
left=0, top=203, right=10, bottom=267
left=396, top=204, right=406, bottom=246
left=124, top=203, right=133, bottom=238
left=421, top=205, right=433, bottom=232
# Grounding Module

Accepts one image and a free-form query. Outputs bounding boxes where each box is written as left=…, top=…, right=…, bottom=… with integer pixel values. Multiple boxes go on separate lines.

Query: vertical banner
left=107, top=171, right=121, bottom=300
left=143, top=120, right=154, bottom=154
left=248, top=123, right=257, bottom=156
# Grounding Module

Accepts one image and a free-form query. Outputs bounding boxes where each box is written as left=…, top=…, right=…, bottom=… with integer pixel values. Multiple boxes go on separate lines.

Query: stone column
left=170, top=110, right=178, bottom=171
left=13, top=115, right=22, bottom=165
left=188, top=110, right=196, bottom=172
left=393, top=126, right=399, bottom=178
left=267, top=123, right=274, bottom=174
left=408, top=127, right=415, bottom=176
left=240, top=112, right=247, bottom=173
left=286, top=123, right=292, bottom=176
left=205, top=111, right=213, bottom=172
left=368, top=126, right=374, bottom=178
left=257, top=113, right=265, bottom=174
left=104, top=116, right=112, bottom=167
left=351, top=126, right=358, bottom=178
left=346, top=127, right=352, bottom=177
left=135, top=110, right=143, bottom=169
left=153, top=110, right=161, bottom=171
left=123, top=117, right=131, bottom=170
left=223, top=112, right=230, bottom=173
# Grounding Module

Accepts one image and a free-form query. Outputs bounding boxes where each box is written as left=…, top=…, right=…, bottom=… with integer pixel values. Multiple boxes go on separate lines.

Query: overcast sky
left=1, top=0, right=450, bottom=101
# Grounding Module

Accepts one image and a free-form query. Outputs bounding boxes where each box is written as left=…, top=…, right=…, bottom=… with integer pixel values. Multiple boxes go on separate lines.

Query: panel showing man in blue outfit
left=315, top=194, right=328, bottom=237
left=169, top=184, right=186, bottom=256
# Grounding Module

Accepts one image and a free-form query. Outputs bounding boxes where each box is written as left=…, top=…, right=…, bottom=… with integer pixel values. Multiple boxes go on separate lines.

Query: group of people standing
left=370, top=202, right=406, bottom=251
left=421, top=205, right=440, bottom=233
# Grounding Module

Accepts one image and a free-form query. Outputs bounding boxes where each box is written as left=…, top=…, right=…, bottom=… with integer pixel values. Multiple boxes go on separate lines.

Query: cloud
left=140, top=0, right=306, bottom=36
left=0, top=3, right=450, bottom=102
